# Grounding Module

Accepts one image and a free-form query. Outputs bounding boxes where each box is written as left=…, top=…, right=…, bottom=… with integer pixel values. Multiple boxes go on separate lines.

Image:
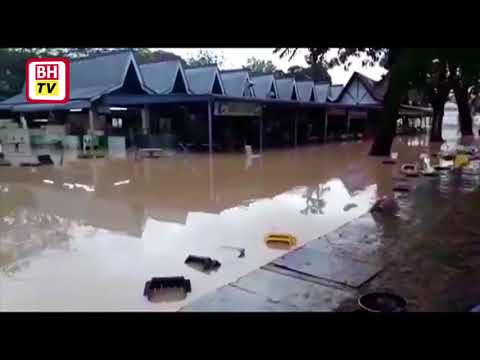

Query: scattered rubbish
left=343, top=203, right=358, bottom=212
left=221, top=246, right=245, bottom=258
left=419, top=155, right=437, bottom=177
left=265, top=233, right=297, bottom=248
left=358, top=292, right=407, bottom=312
left=185, top=255, right=221, bottom=272
left=143, top=276, right=192, bottom=301
left=38, top=154, right=54, bottom=165
left=401, top=163, right=419, bottom=177
left=454, top=154, right=470, bottom=169
left=442, top=155, right=455, bottom=161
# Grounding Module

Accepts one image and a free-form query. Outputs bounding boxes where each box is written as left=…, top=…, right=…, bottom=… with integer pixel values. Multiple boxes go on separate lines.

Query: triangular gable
left=172, top=69, right=188, bottom=93
left=185, top=66, right=224, bottom=95
left=252, top=74, right=277, bottom=99
left=269, top=82, right=277, bottom=98
left=336, top=72, right=381, bottom=105
left=296, top=81, right=315, bottom=102
left=212, top=75, right=223, bottom=94
left=140, top=60, right=190, bottom=95
left=291, top=86, right=298, bottom=101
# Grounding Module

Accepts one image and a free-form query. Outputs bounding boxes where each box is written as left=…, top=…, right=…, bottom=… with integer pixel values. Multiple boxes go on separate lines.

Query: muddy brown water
left=0, top=131, right=476, bottom=311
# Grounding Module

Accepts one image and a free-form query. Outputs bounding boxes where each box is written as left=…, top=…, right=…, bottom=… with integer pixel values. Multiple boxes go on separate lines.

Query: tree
left=244, top=57, right=277, bottom=73
left=185, top=50, right=224, bottom=68
left=134, top=48, right=183, bottom=65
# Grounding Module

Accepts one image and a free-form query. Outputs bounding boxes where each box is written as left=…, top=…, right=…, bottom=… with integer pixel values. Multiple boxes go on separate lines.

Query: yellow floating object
left=264, top=233, right=297, bottom=247
left=454, top=154, right=469, bottom=168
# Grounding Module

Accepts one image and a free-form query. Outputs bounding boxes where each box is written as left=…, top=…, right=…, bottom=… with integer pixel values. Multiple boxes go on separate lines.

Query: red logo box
left=26, top=58, right=70, bottom=104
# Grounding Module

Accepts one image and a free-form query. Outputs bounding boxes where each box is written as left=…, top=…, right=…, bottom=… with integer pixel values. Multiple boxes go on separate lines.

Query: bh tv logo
left=26, top=58, right=70, bottom=103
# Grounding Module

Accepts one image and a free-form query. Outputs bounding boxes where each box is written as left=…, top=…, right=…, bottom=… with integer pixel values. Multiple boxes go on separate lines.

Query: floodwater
left=1, top=112, right=478, bottom=311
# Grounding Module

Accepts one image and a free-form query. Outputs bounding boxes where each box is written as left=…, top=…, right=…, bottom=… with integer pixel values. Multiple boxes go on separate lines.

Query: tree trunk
left=429, top=87, right=449, bottom=142
left=449, top=62, right=473, bottom=136
left=430, top=105, right=445, bottom=142
left=369, top=52, right=411, bottom=156
left=454, top=85, right=473, bottom=136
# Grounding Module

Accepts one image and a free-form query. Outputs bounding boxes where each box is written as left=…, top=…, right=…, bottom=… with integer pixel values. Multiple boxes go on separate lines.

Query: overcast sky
left=159, top=48, right=387, bottom=85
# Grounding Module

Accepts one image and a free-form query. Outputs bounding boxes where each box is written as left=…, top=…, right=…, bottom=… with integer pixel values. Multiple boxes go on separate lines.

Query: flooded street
left=2, top=111, right=480, bottom=311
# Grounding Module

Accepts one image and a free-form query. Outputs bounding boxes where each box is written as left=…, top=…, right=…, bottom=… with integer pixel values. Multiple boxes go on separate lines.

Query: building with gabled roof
left=220, top=69, right=255, bottom=97
left=314, top=83, right=330, bottom=103
left=251, top=74, right=278, bottom=99
left=334, top=71, right=383, bottom=105
left=275, top=78, right=298, bottom=101
left=140, top=60, right=190, bottom=95
left=296, top=81, right=316, bottom=102
left=184, top=65, right=225, bottom=95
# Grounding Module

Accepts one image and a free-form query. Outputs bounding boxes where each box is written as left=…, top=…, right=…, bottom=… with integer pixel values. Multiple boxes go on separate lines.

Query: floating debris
left=143, top=276, right=191, bottom=301
left=185, top=255, right=221, bottom=272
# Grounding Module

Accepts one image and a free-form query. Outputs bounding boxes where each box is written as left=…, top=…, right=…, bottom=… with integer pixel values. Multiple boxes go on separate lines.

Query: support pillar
left=294, top=111, right=298, bottom=147
left=346, top=109, right=351, bottom=134
left=259, top=110, right=263, bottom=153
left=141, top=105, right=150, bottom=135
left=208, top=100, right=213, bottom=154
left=88, top=108, right=95, bottom=134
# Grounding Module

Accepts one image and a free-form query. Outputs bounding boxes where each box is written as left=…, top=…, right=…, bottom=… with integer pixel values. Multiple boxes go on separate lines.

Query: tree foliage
left=244, top=57, right=277, bottom=73
left=185, top=50, right=224, bottom=68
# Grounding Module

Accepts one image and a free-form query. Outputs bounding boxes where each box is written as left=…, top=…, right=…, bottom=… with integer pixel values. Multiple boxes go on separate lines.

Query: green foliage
left=244, top=57, right=277, bottom=73
left=185, top=50, right=224, bottom=68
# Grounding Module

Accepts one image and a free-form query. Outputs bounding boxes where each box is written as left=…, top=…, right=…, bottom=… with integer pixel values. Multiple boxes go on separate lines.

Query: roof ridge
left=184, top=64, right=218, bottom=70
left=140, top=60, right=182, bottom=67
left=220, top=68, right=249, bottom=73
left=69, top=49, right=133, bottom=63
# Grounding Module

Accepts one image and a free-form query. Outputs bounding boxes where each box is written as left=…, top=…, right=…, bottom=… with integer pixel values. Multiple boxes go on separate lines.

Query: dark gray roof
left=314, top=83, right=330, bottom=103
left=185, top=66, right=225, bottom=95
left=328, top=85, right=343, bottom=102
left=334, top=72, right=384, bottom=104
left=1, top=51, right=151, bottom=106
left=252, top=74, right=278, bottom=99
left=140, top=60, right=191, bottom=95
left=220, top=70, right=254, bottom=97
left=296, top=81, right=315, bottom=102
left=276, top=78, right=298, bottom=101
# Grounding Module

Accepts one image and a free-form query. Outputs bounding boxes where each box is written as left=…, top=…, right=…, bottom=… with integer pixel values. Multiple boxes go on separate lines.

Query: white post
left=208, top=100, right=213, bottom=154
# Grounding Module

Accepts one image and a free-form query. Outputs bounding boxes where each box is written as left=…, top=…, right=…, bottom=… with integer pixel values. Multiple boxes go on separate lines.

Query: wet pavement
left=2, top=123, right=480, bottom=311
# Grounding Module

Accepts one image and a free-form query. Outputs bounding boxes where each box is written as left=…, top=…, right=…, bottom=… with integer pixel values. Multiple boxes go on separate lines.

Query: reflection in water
left=0, top=135, right=457, bottom=311
left=300, top=185, right=329, bottom=215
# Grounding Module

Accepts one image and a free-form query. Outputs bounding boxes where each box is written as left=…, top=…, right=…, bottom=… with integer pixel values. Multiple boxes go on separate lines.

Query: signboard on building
left=327, top=108, right=347, bottom=116
left=214, top=101, right=262, bottom=117
left=26, top=58, right=70, bottom=103
left=349, top=111, right=368, bottom=119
